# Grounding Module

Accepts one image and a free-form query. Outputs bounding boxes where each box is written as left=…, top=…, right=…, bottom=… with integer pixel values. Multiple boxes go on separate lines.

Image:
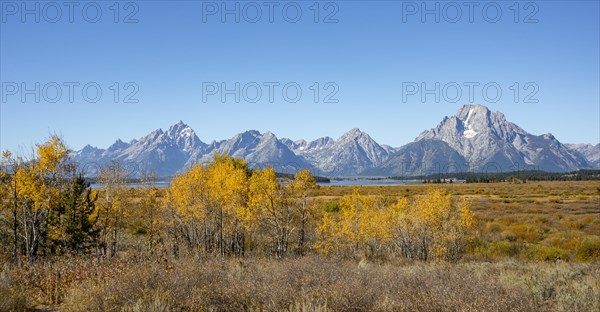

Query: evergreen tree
left=59, top=175, right=99, bottom=253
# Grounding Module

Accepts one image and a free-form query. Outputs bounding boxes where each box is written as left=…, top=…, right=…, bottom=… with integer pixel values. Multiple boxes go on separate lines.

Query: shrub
left=576, top=237, right=600, bottom=261
left=0, top=267, right=29, bottom=312
left=548, top=196, right=562, bottom=203
left=321, top=201, right=340, bottom=213
left=521, top=244, right=569, bottom=261
left=506, top=224, right=546, bottom=242
left=487, top=240, right=521, bottom=258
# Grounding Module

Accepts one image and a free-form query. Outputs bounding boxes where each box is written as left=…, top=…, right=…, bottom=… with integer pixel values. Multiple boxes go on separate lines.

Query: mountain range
left=72, top=105, right=599, bottom=177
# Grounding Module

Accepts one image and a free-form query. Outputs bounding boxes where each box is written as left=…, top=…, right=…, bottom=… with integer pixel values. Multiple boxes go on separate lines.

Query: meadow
left=1, top=181, right=599, bottom=311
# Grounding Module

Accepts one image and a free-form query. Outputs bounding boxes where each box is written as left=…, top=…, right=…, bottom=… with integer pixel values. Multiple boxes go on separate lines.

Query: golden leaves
left=316, top=188, right=475, bottom=261
left=169, top=163, right=209, bottom=221
left=15, top=166, right=46, bottom=209
left=36, top=135, right=68, bottom=174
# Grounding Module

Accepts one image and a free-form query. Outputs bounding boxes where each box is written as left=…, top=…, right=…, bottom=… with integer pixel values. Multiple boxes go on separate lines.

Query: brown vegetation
left=1, top=256, right=598, bottom=311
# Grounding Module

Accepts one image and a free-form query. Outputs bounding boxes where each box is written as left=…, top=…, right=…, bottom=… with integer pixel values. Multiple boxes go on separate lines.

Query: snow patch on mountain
left=463, top=108, right=478, bottom=138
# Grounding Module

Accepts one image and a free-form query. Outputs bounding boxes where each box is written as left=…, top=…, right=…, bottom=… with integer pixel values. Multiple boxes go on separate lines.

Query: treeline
left=0, top=136, right=474, bottom=262
left=275, top=172, right=330, bottom=183
left=391, top=169, right=600, bottom=183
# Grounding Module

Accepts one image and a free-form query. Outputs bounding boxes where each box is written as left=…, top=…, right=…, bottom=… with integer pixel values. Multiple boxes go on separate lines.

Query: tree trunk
left=29, top=212, right=40, bottom=262
left=219, top=206, right=224, bottom=256
left=12, top=179, right=18, bottom=261
left=298, top=211, right=306, bottom=256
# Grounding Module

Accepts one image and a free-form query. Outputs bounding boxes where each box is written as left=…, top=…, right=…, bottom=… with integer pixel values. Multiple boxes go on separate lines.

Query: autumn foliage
left=168, top=153, right=318, bottom=257
left=1, top=136, right=100, bottom=262
left=0, top=137, right=476, bottom=262
left=165, top=153, right=476, bottom=260
left=316, top=188, right=474, bottom=260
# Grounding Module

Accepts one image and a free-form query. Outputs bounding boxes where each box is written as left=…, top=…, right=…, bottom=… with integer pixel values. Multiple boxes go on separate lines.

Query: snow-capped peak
left=463, top=108, right=478, bottom=138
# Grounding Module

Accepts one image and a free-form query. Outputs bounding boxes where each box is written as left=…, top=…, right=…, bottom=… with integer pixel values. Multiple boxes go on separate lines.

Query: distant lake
left=91, top=179, right=423, bottom=189
left=90, top=182, right=171, bottom=189
left=318, top=179, right=423, bottom=186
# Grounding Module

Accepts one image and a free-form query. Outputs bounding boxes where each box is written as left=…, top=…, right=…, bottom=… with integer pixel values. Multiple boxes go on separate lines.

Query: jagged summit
left=343, top=128, right=362, bottom=136
left=167, top=120, right=192, bottom=134
left=414, top=104, right=588, bottom=172
left=72, top=109, right=596, bottom=177
left=455, top=105, right=494, bottom=139
left=107, top=139, right=130, bottom=151
left=280, top=128, right=392, bottom=175
left=456, top=104, right=493, bottom=119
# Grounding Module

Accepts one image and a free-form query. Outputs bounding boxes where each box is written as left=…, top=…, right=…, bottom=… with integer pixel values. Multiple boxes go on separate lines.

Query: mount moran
left=73, top=105, right=599, bottom=177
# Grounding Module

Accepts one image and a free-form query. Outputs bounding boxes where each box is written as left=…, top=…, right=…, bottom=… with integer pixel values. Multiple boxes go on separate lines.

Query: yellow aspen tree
left=400, top=188, right=474, bottom=261
left=3, top=137, right=68, bottom=261
left=315, top=211, right=340, bottom=256
left=364, top=195, right=392, bottom=257
left=15, top=162, right=47, bottom=261
left=445, top=197, right=475, bottom=260
left=168, top=163, right=211, bottom=253
left=6, top=135, right=70, bottom=260
left=169, top=154, right=250, bottom=256
left=413, top=188, right=451, bottom=260
left=248, top=166, right=299, bottom=257
left=35, top=135, right=70, bottom=254
left=320, top=188, right=377, bottom=257
left=5, top=137, right=100, bottom=260
left=247, top=167, right=279, bottom=254
left=140, top=172, right=162, bottom=253
left=387, top=196, right=416, bottom=259
left=317, top=188, right=390, bottom=258
left=291, top=169, right=316, bottom=256
left=36, top=135, right=68, bottom=174
left=338, top=188, right=362, bottom=254
left=207, top=153, right=249, bottom=256
left=97, top=161, right=128, bottom=257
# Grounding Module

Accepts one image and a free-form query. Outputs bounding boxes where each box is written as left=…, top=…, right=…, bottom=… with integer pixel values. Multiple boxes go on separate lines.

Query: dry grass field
left=1, top=181, right=599, bottom=311
left=3, top=256, right=598, bottom=312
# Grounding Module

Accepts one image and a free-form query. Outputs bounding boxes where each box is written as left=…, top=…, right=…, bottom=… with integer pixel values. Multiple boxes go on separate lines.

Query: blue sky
left=1, top=0, right=599, bottom=152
